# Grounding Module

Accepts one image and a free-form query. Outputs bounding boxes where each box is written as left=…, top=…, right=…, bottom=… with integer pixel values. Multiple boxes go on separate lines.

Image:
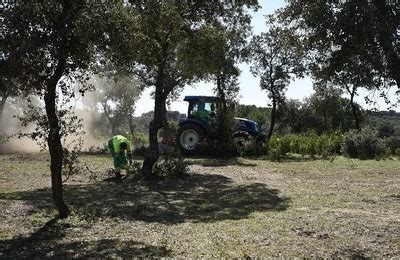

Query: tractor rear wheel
left=176, top=123, right=205, bottom=155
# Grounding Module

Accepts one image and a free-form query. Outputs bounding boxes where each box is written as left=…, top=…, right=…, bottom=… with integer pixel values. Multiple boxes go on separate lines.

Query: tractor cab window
left=191, top=103, right=199, bottom=114
left=190, top=102, right=215, bottom=114
left=204, top=102, right=215, bottom=112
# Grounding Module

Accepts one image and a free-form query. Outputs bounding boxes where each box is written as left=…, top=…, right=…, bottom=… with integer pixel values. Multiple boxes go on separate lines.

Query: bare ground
left=0, top=154, right=399, bottom=258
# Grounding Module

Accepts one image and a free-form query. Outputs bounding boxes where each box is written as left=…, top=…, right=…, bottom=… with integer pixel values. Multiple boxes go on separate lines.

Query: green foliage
left=159, top=121, right=178, bottom=140
left=267, top=133, right=343, bottom=161
left=196, top=102, right=240, bottom=158
left=129, top=131, right=149, bottom=149
left=154, top=149, right=189, bottom=179
left=277, top=0, right=399, bottom=97
left=377, top=122, right=397, bottom=138
left=235, top=104, right=269, bottom=131
left=278, top=97, right=365, bottom=134
left=240, top=138, right=267, bottom=158
left=385, top=136, right=400, bottom=156
left=342, top=129, right=387, bottom=160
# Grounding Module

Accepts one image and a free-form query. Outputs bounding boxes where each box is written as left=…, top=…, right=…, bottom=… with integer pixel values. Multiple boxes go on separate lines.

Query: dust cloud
left=0, top=111, right=41, bottom=153
left=0, top=104, right=105, bottom=154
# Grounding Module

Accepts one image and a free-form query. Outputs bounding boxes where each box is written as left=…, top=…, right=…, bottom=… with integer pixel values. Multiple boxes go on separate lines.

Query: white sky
left=134, top=0, right=399, bottom=116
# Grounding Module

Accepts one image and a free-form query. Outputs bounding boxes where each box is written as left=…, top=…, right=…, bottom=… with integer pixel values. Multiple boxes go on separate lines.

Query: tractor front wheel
left=176, top=123, right=205, bottom=155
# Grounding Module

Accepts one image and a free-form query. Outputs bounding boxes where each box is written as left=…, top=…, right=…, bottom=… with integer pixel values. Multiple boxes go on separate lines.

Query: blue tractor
left=176, top=96, right=264, bottom=155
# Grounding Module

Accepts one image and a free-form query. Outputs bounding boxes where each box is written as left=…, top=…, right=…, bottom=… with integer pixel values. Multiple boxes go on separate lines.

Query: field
left=0, top=154, right=399, bottom=258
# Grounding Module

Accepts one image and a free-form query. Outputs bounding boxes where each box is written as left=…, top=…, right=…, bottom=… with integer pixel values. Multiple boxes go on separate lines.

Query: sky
left=133, top=0, right=399, bottom=116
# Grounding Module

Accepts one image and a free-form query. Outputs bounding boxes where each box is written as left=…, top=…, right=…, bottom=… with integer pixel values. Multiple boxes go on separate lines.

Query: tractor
left=176, top=96, right=264, bottom=155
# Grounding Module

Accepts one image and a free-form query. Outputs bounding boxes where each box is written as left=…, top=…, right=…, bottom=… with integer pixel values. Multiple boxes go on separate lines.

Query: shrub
left=63, top=139, right=96, bottom=181
left=240, top=137, right=267, bottom=158
left=267, top=133, right=343, bottom=161
left=267, top=136, right=284, bottom=161
left=341, top=128, right=387, bottom=160
left=386, top=135, right=400, bottom=155
left=154, top=149, right=189, bottom=178
left=378, top=123, right=396, bottom=138
left=316, top=133, right=343, bottom=159
left=130, top=131, right=149, bottom=148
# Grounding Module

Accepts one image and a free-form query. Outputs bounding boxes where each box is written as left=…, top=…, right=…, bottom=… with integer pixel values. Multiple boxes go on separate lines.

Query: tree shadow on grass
left=1, top=173, right=289, bottom=225
left=0, top=218, right=171, bottom=258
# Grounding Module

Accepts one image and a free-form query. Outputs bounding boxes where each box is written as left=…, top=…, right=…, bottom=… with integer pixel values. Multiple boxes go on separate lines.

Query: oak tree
left=2, top=0, right=122, bottom=218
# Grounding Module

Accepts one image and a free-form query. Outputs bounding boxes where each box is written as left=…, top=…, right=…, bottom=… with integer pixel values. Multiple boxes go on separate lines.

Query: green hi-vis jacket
left=109, top=135, right=132, bottom=155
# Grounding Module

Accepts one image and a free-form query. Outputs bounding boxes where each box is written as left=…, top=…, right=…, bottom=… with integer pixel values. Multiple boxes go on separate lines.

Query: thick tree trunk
left=267, top=98, right=277, bottom=141
left=142, top=89, right=167, bottom=180
left=44, top=79, right=70, bottom=219
left=141, top=38, right=170, bottom=180
left=216, top=76, right=227, bottom=113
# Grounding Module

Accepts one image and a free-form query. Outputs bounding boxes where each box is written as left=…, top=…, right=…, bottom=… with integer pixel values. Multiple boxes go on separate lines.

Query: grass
left=0, top=153, right=399, bottom=258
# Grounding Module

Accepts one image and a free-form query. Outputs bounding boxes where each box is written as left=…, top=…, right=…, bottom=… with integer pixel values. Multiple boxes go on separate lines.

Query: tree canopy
left=277, top=0, right=399, bottom=97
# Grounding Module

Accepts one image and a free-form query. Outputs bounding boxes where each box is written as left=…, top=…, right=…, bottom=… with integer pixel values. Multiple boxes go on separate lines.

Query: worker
left=107, top=135, right=132, bottom=178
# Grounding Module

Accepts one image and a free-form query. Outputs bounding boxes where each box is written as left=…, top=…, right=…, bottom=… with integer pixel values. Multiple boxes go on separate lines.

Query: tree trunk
left=44, top=78, right=70, bottom=219
left=141, top=38, right=170, bottom=180
left=350, top=92, right=361, bottom=130
left=142, top=89, right=167, bottom=180
left=216, top=76, right=227, bottom=113
left=128, top=112, right=135, bottom=137
left=0, top=91, right=8, bottom=124
left=102, top=104, right=117, bottom=136
left=111, top=124, right=116, bottom=136
left=267, top=97, right=277, bottom=141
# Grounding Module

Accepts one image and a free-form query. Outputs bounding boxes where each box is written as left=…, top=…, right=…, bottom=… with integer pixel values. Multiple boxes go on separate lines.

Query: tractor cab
left=185, top=96, right=218, bottom=124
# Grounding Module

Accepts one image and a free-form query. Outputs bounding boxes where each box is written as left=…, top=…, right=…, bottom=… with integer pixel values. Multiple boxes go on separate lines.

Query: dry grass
left=0, top=154, right=399, bottom=258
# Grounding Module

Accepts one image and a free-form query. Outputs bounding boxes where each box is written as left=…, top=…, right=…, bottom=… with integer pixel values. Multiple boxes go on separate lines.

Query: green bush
left=154, top=149, right=189, bottom=178
left=267, top=133, right=343, bottom=161
left=240, top=137, right=267, bottom=158
left=267, top=136, right=285, bottom=161
left=130, top=131, right=149, bottom=148
left=341, top=128, right=387, bottom=160
left=385, top=135, right=400, bottom=155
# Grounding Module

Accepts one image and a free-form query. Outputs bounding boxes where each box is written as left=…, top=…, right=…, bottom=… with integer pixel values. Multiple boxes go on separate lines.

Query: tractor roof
left=183, top=96, right=219, bottom=102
